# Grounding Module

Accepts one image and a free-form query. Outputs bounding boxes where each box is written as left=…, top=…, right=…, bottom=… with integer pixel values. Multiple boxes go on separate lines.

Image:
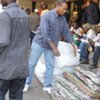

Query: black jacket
left=81, top=2, right=100, bottom=25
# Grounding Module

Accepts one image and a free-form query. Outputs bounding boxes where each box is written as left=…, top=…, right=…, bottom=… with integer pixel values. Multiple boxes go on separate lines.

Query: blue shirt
left=34, top=9, right=73, bottom=49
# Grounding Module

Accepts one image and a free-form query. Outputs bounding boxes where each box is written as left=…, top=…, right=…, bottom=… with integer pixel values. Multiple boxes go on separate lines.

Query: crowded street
left=0, top=0, right=100, bottom=100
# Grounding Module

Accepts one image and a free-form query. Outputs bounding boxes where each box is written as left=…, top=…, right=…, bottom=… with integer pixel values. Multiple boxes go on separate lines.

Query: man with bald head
left=0, top=0, right=29, bottom=99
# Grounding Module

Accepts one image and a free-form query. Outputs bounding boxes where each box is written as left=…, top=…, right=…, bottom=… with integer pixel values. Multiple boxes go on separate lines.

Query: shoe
left=43, top=87, right=52, bottom=94
left=91, top=64, right=97, bottom=69
left=80, top=60, right=89, bottom=64
left=80, top=58, right=82, bottom=61
left=23, top=84, right=30, bottom=92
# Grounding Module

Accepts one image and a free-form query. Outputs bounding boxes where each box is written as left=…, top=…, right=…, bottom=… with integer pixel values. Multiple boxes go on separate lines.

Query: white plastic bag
left=35, top=41, right=80, bottom=83
left=55, top=41, right=80, bottom=68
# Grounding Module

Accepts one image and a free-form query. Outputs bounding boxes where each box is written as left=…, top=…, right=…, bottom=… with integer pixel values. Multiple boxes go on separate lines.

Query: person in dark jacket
left=30, top=9, right=40, bottom=44
left=0, top=0, right=29, bottom=99
left=81, top=0, right=100, bottom=25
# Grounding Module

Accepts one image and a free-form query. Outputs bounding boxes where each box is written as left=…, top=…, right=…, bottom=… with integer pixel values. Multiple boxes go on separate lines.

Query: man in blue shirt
left=23, top=0, right=76, bottom=93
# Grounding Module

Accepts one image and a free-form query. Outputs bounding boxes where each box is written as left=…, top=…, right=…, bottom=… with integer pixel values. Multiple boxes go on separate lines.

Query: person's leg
left=44, top=49, right=55, bottom=87
left=83, top=43, right=89, bottom=62
left=0, top=79, right=10, bottom=100
left=79, top=42, right=85, bottom=60
left=93, top=47, right=100, bottom=68
left=30, top=31, right=35, bottom=45
left=9, top=79, right=26, bottom=100
left=25, top=42, right=44, bottom=85
left=80, top=43, right=89, bottom=63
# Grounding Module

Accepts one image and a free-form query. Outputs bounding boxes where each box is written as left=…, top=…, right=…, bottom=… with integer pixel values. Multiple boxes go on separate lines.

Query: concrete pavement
left=6, top=52, right=99, bottom=100
left=23, top=76, right=52, bottom=100
left=23, top=52, right=100, bottom=100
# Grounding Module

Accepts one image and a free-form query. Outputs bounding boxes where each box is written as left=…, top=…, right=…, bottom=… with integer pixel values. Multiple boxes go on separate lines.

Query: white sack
left=35, top=41, right=80, bottom=83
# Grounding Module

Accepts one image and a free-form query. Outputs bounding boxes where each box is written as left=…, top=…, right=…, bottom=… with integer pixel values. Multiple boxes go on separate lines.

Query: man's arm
left=0, top=12, right=11, bottom=48
left=48, top=41, right=60, bottom=56
left=61, top=18, right=74, bottom=43
left=61, top=18, right=76, bottom=56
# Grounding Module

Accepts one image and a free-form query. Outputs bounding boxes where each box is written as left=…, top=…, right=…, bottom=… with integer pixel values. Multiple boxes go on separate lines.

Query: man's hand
left=52, top=47, right=60, bottom=57
left=71, top=43, right=77, bottom=57
left=48, top=41, right=60, bottom=57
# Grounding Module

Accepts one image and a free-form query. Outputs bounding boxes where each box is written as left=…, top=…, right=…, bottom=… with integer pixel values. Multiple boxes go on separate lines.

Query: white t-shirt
left=81, top=29, right=96, bottom=43
left=87, top=29, right=96, bottom=39
left=93, top=33, right=100, bottom=47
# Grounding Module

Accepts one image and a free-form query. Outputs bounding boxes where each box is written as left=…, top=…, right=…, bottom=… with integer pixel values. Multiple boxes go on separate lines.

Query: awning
left=32, top=0, right=57, bottom=2
left=32, top=0, right=78, bottom=2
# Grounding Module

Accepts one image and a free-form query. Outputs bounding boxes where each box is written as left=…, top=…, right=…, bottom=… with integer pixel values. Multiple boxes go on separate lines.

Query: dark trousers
left=0, top=78, right=26, bottom=100
left=30, top=31, right=35, bottom=44
left=93, top=46, right=100, bottom=66
left=79, top=42, right=89, bottom=61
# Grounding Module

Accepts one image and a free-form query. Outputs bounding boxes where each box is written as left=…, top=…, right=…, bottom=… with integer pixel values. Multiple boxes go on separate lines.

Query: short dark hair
left=42, top=3, right=48, bottom=10
left=54, top=0, right=66, bottom=7
left=84, top=0, right=93, bottom=4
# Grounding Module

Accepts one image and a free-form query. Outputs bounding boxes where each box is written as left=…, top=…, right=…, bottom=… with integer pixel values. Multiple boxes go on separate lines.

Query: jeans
left=26, top=42, right=55, bottom=87
left=0, top=78, right=26, bottom=100
left=79, top=42, right=89, bottom=61
left=93, top=46, right=100, bottom=66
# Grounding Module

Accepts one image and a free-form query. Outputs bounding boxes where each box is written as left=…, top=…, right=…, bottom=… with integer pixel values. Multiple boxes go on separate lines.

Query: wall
left=17, top=0, right=55, bottom=11
left=17, top=0, right=32, bottom=11
left=36, top=2, right=56, bottom=10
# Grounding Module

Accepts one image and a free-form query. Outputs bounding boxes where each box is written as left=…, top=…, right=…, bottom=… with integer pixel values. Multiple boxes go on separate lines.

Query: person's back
left=30, top=10, right=40, bottom=32
left=0, top=2, right=29, bottom=80
left=0, top=0, right=29, bottom=99
left=30, top=9, right=40, bottom=43
left=85, top=2, right=100, bottom=25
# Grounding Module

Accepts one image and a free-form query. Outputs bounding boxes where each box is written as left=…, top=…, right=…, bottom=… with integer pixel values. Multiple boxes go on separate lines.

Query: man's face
left=0, top=0, right=8, bottom=6
left=85, top=1, right=90, bottom=7
left=73, top=23, right=78, bottom=29
left=83, top=27, right=89, bottom=33
left=96, top=27, right=100, bottom=33
left=57, top=3, right=67, bottom=16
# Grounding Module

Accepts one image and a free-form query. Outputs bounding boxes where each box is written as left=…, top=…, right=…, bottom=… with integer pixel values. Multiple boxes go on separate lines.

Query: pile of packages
left=51, top=67, right=100, bottom=100
left=34, top=41, right=100, bottom=100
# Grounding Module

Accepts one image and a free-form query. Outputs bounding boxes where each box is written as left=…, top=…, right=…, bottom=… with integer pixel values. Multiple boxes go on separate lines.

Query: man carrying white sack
left=23, top=0, right=76, bottom=94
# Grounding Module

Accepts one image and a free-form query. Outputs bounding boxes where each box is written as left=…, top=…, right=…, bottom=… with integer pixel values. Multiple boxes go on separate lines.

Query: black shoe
left=91, top=64, right=97, bottom=69
left=80, top=58, right=82, bottom=61
left=80, top=60, right=89, bottom=64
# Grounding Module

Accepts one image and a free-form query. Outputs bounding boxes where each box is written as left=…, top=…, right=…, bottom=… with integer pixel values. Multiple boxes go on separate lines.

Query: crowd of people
left=23, top=0, right=100, bottom=93
left=0, top=0, right=99, bottom=99
left=68, top=0, right=100, bottom=68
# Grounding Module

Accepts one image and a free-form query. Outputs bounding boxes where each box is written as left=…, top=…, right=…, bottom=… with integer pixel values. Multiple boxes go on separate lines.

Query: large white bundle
left=56, top=41, right=80, bottom=66
left=34, top=61, right=45, bottom=83
left=0, top=4, right=4, bottom=13
left=35, top=41, right=80, bottom=83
